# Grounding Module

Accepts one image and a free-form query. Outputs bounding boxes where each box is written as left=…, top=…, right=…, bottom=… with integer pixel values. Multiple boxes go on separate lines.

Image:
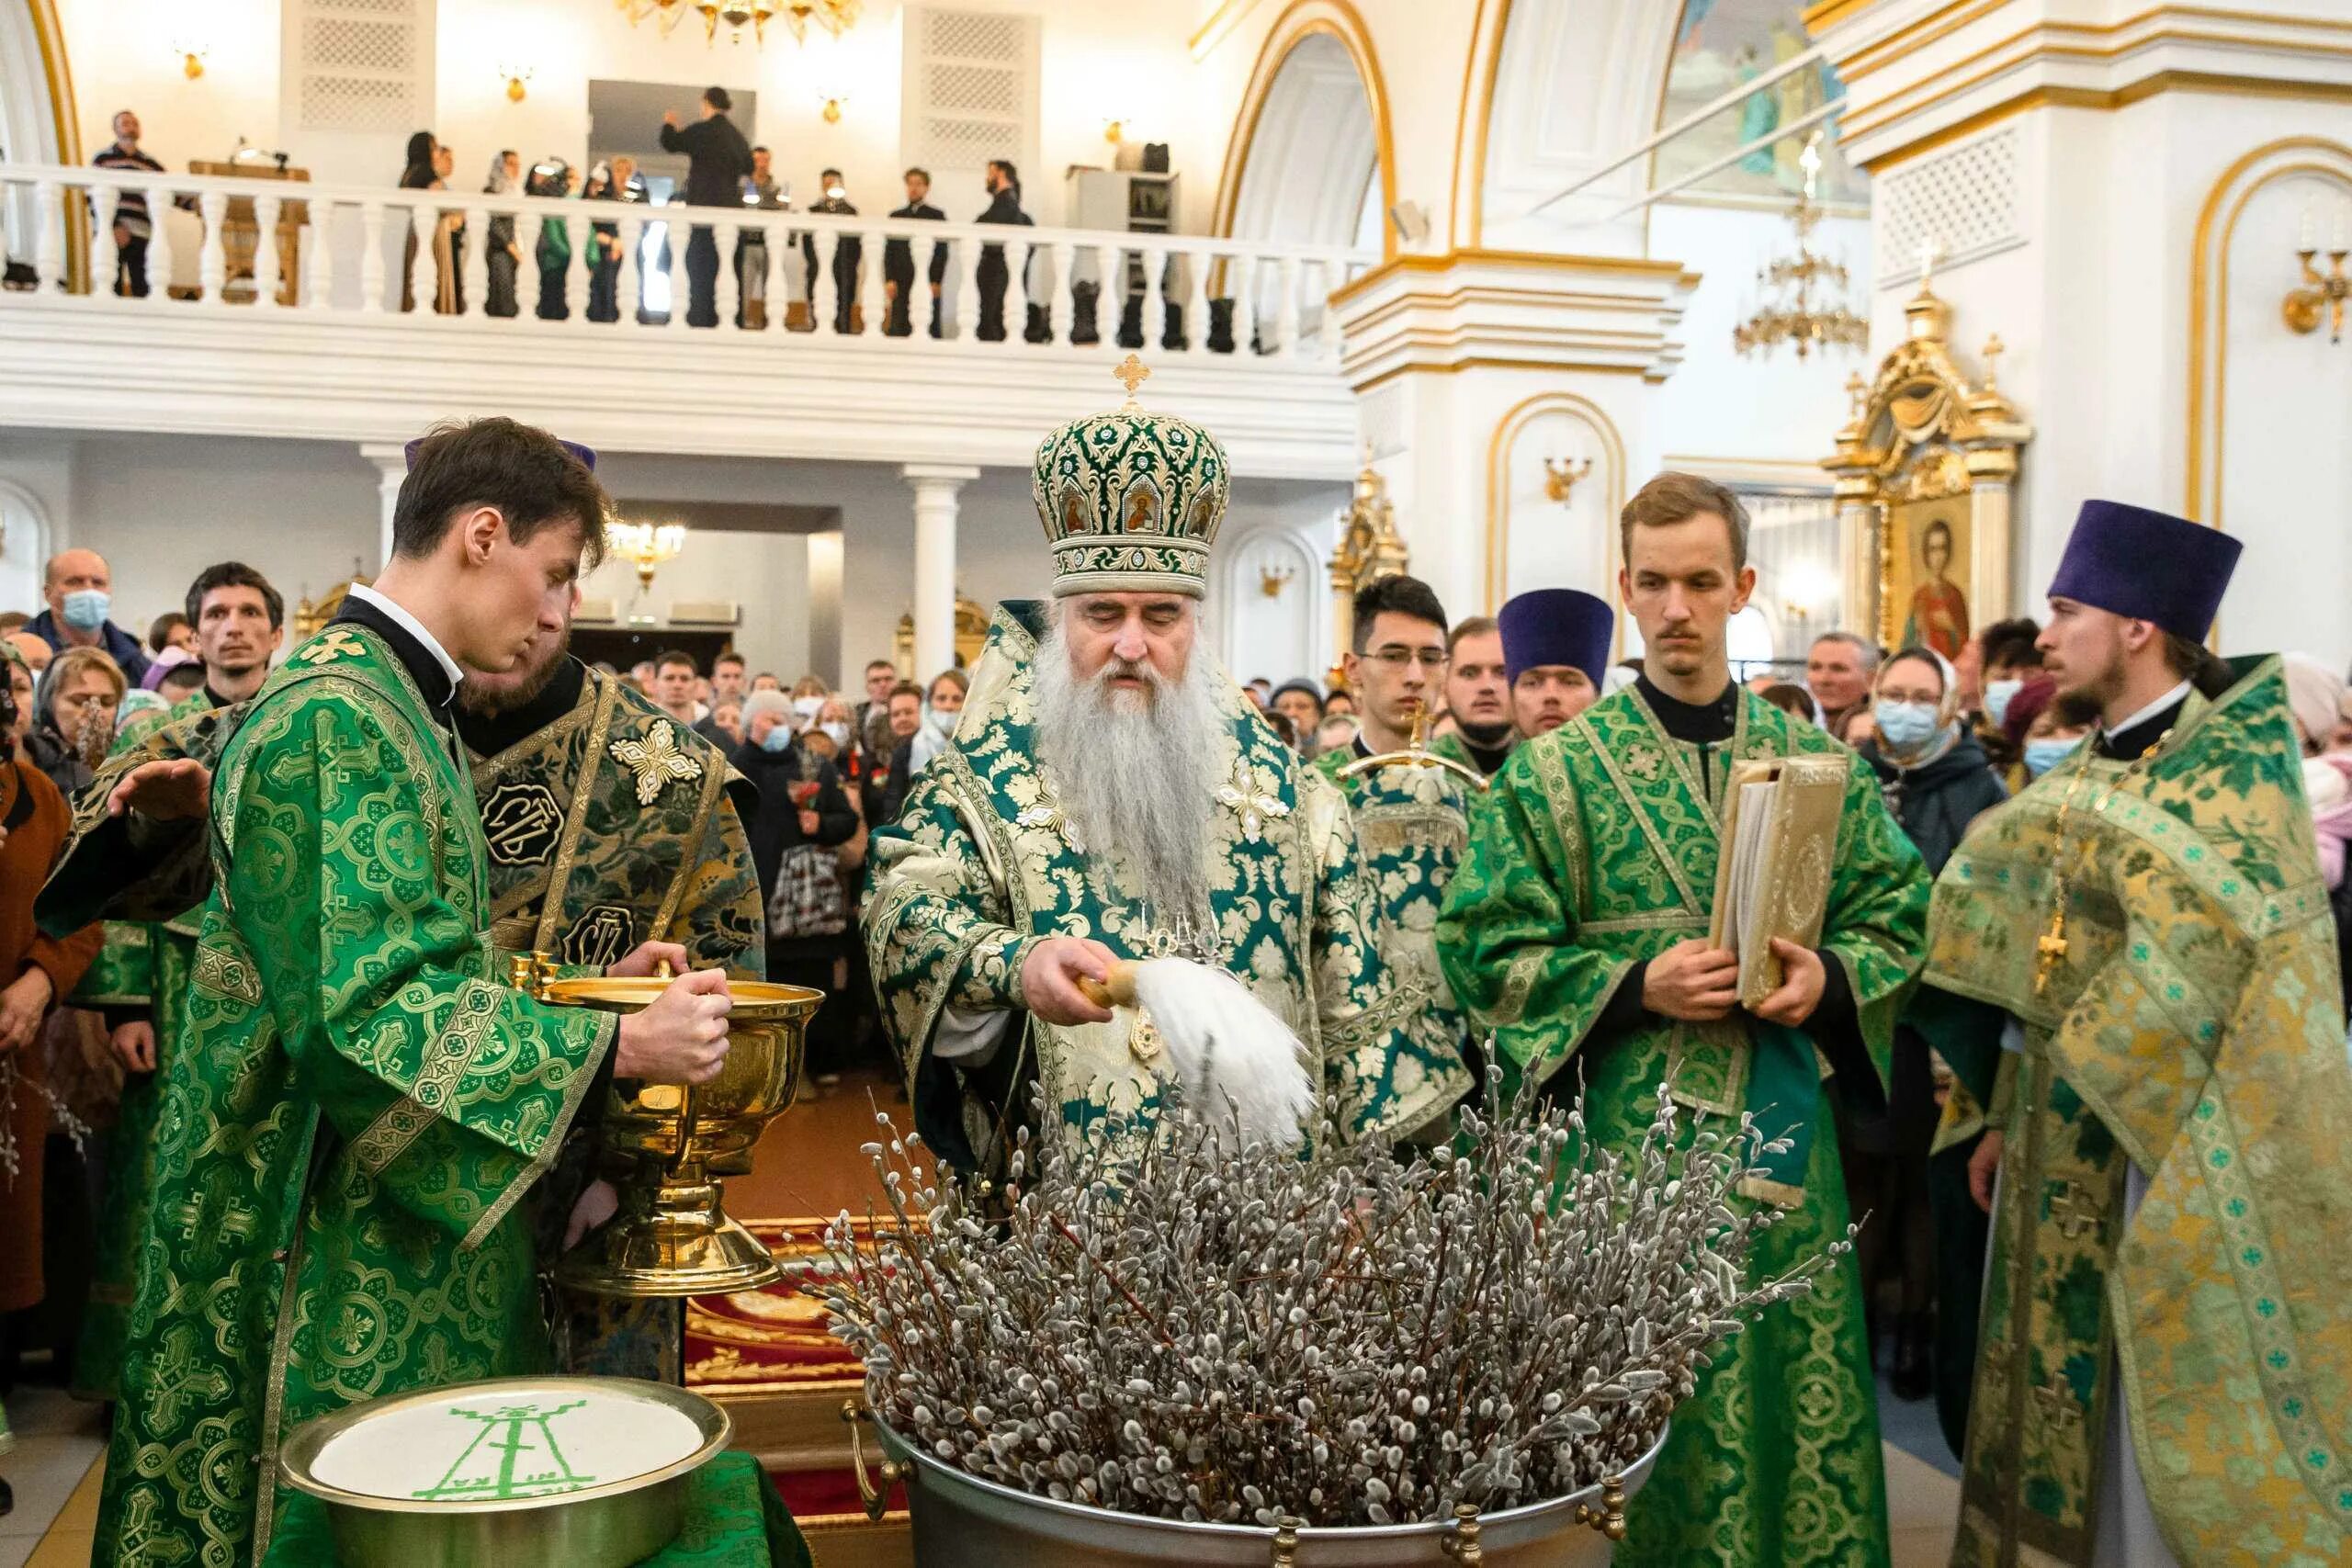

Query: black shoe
left=1891, top=1311, right=1933, bottom=1401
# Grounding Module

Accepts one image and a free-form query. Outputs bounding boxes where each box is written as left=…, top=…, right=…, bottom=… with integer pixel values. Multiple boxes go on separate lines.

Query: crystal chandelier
left=606, top=520, right=687, bottom=590
left=1733, top=135, right=1867, bottom=362
left=616, top=0, right=858, bottom=47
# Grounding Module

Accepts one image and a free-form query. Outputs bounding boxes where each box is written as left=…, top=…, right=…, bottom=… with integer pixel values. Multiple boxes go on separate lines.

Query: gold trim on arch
left=1209, top=0, right=1400, bottom=264
left=1452, top=0, right=1509, bottom=250
left=27, top=0, right=85, bottom=289
left=1484, top=390, right=1630, bottom=615
left=1849, top=73, right=2352, bottom=173
left=2184, top=137, right=2352, bottom=532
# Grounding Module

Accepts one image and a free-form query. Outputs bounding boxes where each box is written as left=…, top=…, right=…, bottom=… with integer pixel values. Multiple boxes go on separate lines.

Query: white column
left=901, top=464, right=979, bottom=682
left=360, top=442, right=409, bottom=571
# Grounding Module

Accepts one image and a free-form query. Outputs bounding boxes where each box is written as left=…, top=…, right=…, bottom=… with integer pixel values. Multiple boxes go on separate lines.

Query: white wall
left=57, top=0, right=1216, bottom=231
left=1651, top=199, right=1871, bottom=472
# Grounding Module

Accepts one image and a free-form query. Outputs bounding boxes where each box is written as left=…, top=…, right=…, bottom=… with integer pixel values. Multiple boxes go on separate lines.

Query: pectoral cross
left=2034, top=908, right=2068, bottom=997
left=2050, top=1180, right=2102, bottom=1241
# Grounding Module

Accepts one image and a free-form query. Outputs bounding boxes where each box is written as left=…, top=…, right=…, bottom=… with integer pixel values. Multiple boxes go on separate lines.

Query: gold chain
left=2034, top=728, right=2170, bottom=997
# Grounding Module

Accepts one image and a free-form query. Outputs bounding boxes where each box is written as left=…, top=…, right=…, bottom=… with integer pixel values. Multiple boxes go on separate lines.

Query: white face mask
left=818, top=720, right=850, bottom=749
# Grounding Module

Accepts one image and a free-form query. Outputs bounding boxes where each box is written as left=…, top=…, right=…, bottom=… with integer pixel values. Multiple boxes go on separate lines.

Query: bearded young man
left=862, top=369, right=1469, bottom=1170
left=1439, top=470, right=1929, bottom=1568
left=1498, top=587, right=1613, bottom=739
left=66, top=421, right=746, bottom=1565
left=1314, top=575, right=1479, bottom=1080
left=1921, top=502, right=2352, bottom=1568
left=1430, top=615, right=1513, bottom=776
left=70, top=560, right=285, bottom=1403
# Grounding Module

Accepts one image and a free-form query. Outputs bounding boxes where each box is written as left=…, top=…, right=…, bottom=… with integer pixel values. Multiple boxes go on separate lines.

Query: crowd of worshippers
left=7, top=466, right=2352, bottom=1557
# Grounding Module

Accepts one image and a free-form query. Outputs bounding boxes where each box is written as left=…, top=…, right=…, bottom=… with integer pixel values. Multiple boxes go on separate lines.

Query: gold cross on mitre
left=1114, top=354, right=1150, bottom=406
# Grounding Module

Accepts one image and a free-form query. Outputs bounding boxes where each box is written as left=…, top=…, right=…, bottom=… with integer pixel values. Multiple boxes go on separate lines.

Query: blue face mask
left=2024, top=736, right=2081, bottom=778
left=61, top=589, right=111, bottom=631
left=760, top=724, right=794, bottom=753
left=1983, top=678, right=2024, bottom=728
left=1873, top=699, right=1942, bottom=753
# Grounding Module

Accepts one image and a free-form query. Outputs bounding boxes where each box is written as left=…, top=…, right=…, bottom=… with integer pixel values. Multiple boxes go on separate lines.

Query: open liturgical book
left=1706, top=756, right=1849, bottom=1010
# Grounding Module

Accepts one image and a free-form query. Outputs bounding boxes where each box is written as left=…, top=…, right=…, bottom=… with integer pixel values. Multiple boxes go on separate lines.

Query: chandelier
left=1733, top=135, right=1867, bottom=362
left=606, top=520, right=687, bottom=589
left=616, top=0, right=859, bottom=47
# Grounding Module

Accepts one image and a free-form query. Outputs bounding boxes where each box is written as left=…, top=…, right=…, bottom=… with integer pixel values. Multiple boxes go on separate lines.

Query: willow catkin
left=816, top=1078, right=1849, bottom=1529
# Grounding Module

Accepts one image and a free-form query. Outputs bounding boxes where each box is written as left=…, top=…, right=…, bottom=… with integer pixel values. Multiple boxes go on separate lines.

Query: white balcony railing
left=0, top=161, right=1368, bottom=361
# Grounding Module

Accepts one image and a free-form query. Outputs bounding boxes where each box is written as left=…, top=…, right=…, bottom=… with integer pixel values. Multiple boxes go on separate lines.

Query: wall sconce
left=1102, top=118, right=1127, bottom=146
left=173, top=39, right=209, bottom=80
left=2286, top=206, right=2349, bottom=344
left=1543, top=456, right=1592, bottom=505
left=819, top=92, right=849, bottom=124
left=500, top=64, right=535, bottom=103
left=1260, top=562, right=1295, bottom=599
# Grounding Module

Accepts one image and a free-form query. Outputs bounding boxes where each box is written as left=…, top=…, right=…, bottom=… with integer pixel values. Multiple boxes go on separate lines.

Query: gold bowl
left=529, top=967, right=821, bottom=1298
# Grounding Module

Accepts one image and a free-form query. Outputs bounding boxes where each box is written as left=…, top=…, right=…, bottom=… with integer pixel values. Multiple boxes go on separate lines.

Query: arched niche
left=0, top=478, right=56, bottom=617
left=1218, top=526, right=1327, bottom=689
left=1213, top=3, right=1395, bottom=259
left=1485, top=391, right=1628, bottom=621
left=2187, top=136, right=2352, bottom=666
left=1, top=0, right=82, bottom=281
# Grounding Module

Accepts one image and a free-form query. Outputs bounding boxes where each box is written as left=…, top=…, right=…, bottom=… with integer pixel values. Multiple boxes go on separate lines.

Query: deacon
left=46, top=536, right=762, bottom=1394
left=1499, top=586, right=1613, bottom=738
left=69, top=561, right=285, bottom=1404
left=1439, top=471, right=1930, bottom=1567
left=863, top=365, right=1469, bottom=1169
left=1315, top=575, right=1481, bottom=1073
left=86, top=419, right=738, bottom=1566
left=1925, top=502, right=2352, bottom=1567
left=1426, top=614, right=1513, bottom=778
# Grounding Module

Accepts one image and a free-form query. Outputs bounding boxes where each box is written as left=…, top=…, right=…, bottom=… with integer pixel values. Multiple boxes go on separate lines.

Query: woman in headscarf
left=428, top=141, right=463, bottom=315
left=25, top=645, right=126, bottom=798
left=1856, top=644, right=2011, bottom=1451
left=398, top=131, right=437, bottom=312
left=907, top=667, right=967, bottom=779
left=2280, top=653, right=2352, bottom=1025
left=482, top=149, right=524, bottom=318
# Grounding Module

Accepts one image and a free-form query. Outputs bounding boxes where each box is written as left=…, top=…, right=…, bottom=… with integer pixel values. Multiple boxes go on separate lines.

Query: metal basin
left=277, top=1376, right=731, bottom=1568
left=864, top=1411, right=1668, bottom=1566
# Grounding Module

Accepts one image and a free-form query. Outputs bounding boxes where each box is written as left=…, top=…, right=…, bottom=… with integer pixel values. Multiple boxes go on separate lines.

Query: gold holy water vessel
left=514, top=953, right=821, bottom=1298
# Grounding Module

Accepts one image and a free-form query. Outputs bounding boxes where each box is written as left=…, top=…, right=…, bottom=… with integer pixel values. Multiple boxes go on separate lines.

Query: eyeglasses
left=1367, top=647, right=1450, bottom=670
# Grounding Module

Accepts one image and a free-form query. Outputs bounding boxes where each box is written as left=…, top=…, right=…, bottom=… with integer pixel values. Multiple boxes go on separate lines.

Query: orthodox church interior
left=3, top=0, right=2349, bottom=1563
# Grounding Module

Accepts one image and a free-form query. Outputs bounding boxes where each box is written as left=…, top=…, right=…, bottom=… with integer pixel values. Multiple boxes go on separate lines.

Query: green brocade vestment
left=1927, top=658, right=2352, bottom=1567
left=1437, top=685, right=1929, bottom=1568
left=70, top=686, right=220, bottom=1403
left=1312, top=743, right=1477, bottom=1052
left=91, top=626, right=620, bottom=1567
left=863, top=603, right=1470, bottom=1169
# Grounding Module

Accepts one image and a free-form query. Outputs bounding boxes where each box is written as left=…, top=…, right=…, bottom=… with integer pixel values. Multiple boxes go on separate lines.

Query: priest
left=1497, top=586, right=1613, bottom=738
left=1315, top=574, right=1480, bottom=1081
left=1439, top=470, right=1930, bottom=1567
left=1927, top=501, right=2352, bottom=1567
left=863, top=363, right=1470, bottom=1170
left=85, top=419, right=739, bottom=1565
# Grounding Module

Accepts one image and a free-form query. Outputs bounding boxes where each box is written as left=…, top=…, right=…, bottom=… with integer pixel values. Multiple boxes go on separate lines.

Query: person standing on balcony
left=28, top=547, right=148, bottom=685
left=93, top=111, right=165, bottom=298
left=482, top=150, right=523, bottom=319
left=659, top=86, right=753, bottom=330
left=798, top=169, right=861, bottom=335
left=428, top=141, right=463, bottom=315
left=397, top=130, right=437, bottom=313
left=884, top=166, right=947, bottom=338
left=737, top=145, right=785, bottom=328
left=973, top=158, right=1035, bottom=343
left=530, top=158, right=576, bottom=321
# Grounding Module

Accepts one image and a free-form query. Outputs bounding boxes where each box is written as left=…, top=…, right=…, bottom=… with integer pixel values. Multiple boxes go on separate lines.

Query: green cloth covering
left=1438, top=683, right=1930, bottom=1567
left=1928, top=656, right=2352, bottom=1566
left=91, top=625, right=619, bottom=1567
left=262, top=1451, right=813, bottom=1567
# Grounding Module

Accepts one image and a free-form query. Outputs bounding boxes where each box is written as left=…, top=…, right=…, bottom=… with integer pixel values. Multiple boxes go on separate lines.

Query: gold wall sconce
left=501, top=65, right=535, bottom=103
left=1260, top=562, right=1295, bottom=598
left=1103, top=118, right=1127, bottom=146
left=1544, top=457, right=1592, bottom=505
left=174, top=40, right=209, bottom=80
left=820, top=93, right=848, bottom=124
left=2285, top=243, right=2349, bottom=345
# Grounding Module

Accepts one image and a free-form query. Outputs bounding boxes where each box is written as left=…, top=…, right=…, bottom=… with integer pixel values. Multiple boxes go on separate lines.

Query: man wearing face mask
left=28, top=547, right=150, bottom=685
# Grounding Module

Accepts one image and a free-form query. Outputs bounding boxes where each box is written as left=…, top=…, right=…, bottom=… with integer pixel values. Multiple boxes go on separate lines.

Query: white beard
left=1031, top=614, right=1225, bottom=928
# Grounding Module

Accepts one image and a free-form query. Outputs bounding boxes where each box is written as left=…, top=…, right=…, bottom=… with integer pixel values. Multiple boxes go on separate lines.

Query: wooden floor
left=722, top=1065, right=910, bottom=1222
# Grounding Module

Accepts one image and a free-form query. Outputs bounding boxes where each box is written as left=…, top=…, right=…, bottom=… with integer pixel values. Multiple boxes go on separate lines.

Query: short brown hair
left=655, top=649, right=698, bottom=675
left=393, top=418, right=607, bottom=569
left=888, top=681, right=923, bottom=704
left=1447, top=615, right=1498, bottom=655
left=1620, top=471, right=1750, bottom=572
